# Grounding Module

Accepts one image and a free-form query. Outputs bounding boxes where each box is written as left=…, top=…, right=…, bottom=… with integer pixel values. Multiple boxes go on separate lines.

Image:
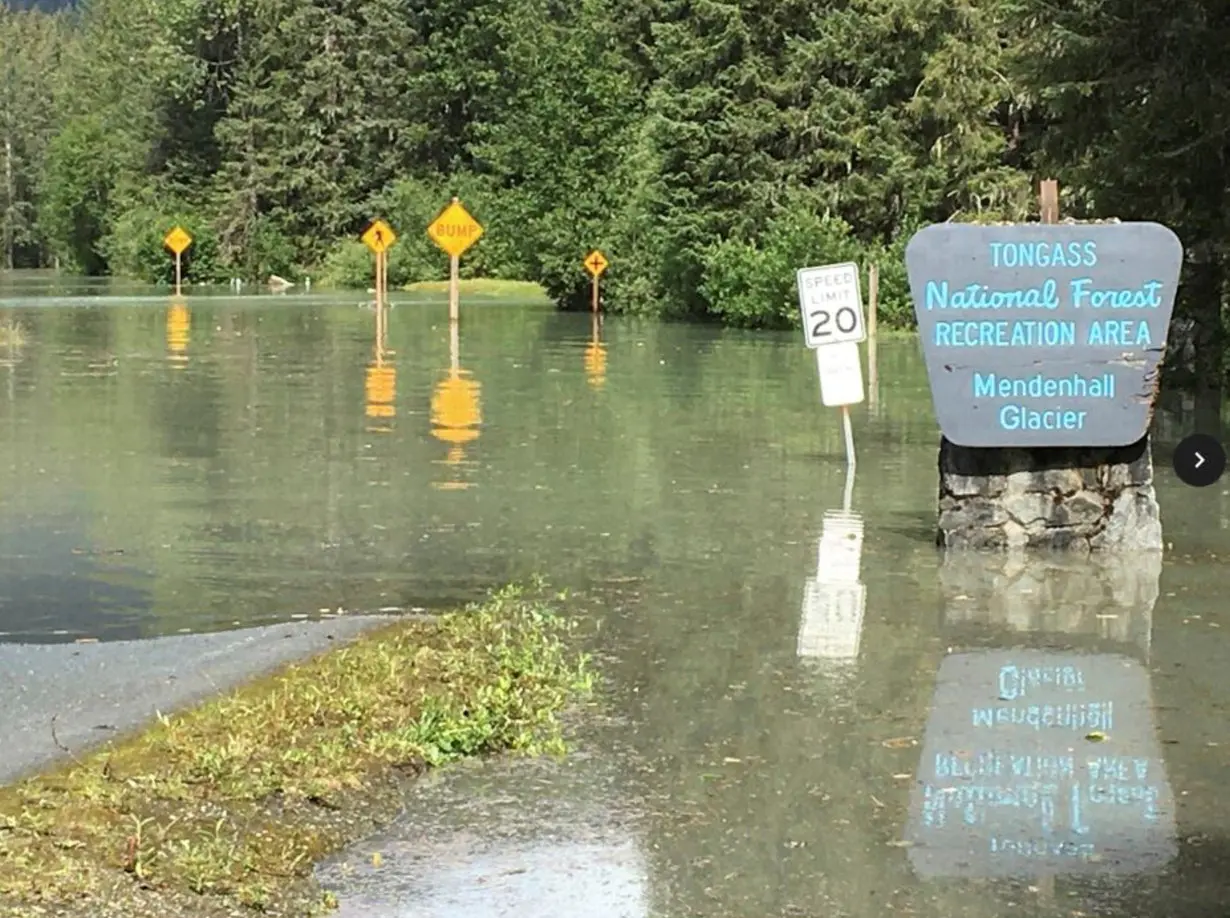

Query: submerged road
left=0, top=616, right=390, bottom=784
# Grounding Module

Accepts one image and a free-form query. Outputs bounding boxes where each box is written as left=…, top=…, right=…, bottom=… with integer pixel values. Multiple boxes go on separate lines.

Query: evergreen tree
left=0, top=8, right=65, bottom=267
left=1006, top=0, right=1230, bottom=380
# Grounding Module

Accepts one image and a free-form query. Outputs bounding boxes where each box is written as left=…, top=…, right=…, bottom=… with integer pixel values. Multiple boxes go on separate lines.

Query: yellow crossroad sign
left=427, top=200, right=484, bottom=258
left=163, top=226, right=192, bottom=255
left=362, top=219, right=397, bottom=254
left=584, top=250, right=609, bottom=278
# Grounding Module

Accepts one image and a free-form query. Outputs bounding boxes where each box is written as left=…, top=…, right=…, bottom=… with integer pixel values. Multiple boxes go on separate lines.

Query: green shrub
left=317, top=239, right=378, bottom=290
left=102, top=203, right=224, bottom=285
left=699, top=193, right=920, bottom=330
left=700, top=194, right=861, bottom=329
left=227, top=213, right=300, bottom=283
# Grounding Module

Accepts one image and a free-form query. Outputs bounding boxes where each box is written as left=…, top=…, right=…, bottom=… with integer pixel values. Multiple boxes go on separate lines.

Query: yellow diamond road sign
left=362, top=219, right=397, bottom=254
left=427, top=200, right=483, bottom=258
left=584, top=250, right=609, bottom=278
left=163, top=226, right=192, bottom=255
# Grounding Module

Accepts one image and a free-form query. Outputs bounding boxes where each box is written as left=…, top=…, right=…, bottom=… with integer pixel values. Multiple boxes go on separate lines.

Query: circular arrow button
left=1173, top=433, right=1227, bottom=487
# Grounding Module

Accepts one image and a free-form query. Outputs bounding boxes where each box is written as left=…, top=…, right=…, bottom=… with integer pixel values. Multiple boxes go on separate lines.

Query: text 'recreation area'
left=905, top=224, right=1183, bottom=448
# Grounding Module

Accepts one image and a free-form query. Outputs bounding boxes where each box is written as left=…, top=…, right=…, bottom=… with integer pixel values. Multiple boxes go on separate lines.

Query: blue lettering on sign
left=998, top=405, right=1087, bottom=432
left=1086, top=319, right=1152, bottom=346
left=925, top=279, right=1060, bottom=310
left=989, top=241, right=1099, bottom=269
left=974, top=374, right=1114, bottom=401
left=1069, top=278, right=1163, bottom=309
left=914, top=234, right=1174, bottom=438
left=933, top=320, right=1075, bottom=347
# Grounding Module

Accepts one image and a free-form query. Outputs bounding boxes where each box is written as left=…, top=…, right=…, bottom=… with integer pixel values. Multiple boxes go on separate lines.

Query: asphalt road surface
left=0, top=615, right=391, bottom=784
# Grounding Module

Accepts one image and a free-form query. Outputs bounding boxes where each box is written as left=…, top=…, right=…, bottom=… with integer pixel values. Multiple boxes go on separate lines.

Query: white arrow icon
left=1195, top=452, right=1206, bottom=468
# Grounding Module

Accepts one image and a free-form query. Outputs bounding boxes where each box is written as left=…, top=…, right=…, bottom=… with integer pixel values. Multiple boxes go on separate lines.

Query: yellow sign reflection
left=0, top=317, right=27, bottom=368
left=166, top=301, right=190, bottom=368
left=365, top=302, right=396, bottom=431
left=584, top=312, right=606, bottom=389
left=431, top=319, right=481, bottom=489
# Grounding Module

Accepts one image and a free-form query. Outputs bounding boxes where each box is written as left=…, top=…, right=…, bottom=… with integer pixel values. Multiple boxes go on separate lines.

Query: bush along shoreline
left=0, top=582, right=594, bottom=918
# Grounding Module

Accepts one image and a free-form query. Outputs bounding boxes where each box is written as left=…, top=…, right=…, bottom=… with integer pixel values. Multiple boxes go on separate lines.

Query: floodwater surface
left=0, top=272, right=1228, bottom=915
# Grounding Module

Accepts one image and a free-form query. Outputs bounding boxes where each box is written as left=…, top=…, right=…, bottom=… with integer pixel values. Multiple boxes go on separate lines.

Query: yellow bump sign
left=427, top=200, right=484, bottom=258
left=584, top=250, right=608, bottom=278
left=362, top=219, right=397, bottom=254
left=163, top=226, right=192, bottom=255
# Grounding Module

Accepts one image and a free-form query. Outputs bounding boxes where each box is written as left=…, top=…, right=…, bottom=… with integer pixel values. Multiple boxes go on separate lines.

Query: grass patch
left=0, top=582, right=592, bottom=917
left=401, top=278, right=548, bottom=299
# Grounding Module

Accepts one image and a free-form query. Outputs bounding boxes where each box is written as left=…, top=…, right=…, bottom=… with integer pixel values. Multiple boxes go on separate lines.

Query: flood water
left=2, top=271, right=1229, bottom=916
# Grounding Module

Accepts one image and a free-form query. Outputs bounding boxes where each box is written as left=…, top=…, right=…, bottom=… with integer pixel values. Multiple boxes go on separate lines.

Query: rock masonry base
left=936, top=436, right=1162, bottom=551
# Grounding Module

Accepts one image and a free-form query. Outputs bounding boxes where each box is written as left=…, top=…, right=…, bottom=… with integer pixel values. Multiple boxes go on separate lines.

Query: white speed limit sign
left=796, top=262, right=866, bottom=348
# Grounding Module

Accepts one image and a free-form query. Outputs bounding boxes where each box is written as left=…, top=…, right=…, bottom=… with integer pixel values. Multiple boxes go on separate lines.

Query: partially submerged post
left=163, top=226, right=192, bottom=297
left=361, top=218, right=397, bottom=308
left=905, top=182, right=1182, bottom=550
left=795, top=261, right=867, bottom=497
left=584, top=249, right=608, bottom=313
left=427, top=198, right=484, bottom=326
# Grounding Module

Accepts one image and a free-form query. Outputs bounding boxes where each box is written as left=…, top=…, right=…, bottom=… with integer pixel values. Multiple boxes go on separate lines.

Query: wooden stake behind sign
left=1040, top=179, right=1060, bottom=224
left=867, top=263, right=879, bottom=409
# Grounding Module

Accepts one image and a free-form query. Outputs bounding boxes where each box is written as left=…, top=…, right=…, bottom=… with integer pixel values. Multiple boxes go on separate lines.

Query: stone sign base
left=936, top=437, right=1162, bottom=551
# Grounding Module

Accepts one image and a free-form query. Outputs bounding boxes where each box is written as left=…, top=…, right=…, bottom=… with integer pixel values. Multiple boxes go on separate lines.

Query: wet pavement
left=0, top=278, right=1226, bottom=913
left=0, top=614, right=389, bottom=783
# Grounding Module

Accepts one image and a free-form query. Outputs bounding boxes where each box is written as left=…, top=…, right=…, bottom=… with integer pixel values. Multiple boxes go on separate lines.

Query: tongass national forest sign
left=905, top=223, right=1183, bottom=448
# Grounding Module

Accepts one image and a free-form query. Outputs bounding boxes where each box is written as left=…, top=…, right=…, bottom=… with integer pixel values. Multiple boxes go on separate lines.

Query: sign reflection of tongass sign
left=902, top=650, right=1176, bottom=878
left=906, top=223, right=1182, bottom=448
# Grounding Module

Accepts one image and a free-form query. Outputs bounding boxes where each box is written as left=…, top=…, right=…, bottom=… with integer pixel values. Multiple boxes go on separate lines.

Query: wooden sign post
left=1039, top=178, right=1060, bottom=224
left=867, top=263, right=879, bottom=409
left=426, top=198, right=484, bottom=324
left=361, top=218, right=397, bottom=308
left=584, top=250, right=609, bottom=313
left=163, top=226, right=193, bottom=297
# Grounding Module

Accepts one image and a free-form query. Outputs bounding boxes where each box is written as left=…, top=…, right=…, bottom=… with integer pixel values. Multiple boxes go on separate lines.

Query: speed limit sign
left=796, top=262, right=866, bottom=348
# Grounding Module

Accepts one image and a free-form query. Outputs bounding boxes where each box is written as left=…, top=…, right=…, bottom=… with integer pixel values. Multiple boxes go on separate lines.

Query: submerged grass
left=0, top=582, right=593, bottom=917
left=401, top=278, right=548, bottom=298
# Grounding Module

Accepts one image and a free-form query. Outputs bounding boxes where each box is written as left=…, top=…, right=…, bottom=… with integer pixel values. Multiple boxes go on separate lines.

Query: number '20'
left=811, top=306, right=860, bottom=339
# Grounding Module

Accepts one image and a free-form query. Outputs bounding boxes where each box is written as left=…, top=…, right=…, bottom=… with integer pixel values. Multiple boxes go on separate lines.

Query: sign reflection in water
left=903, top=551, right=1176, bottom=878
left=0, top=316, right=27, bottom=372
left=584, top=312, right=606, bottom=389
left=798, top=447, right=866, bottom=663
left=431, top=316, right=481, bottom=490
left=797, top=508, right=866, bottom=662
left=166, top=301, right=189, bottom=368
left=364, top=302, right=395, bottom=431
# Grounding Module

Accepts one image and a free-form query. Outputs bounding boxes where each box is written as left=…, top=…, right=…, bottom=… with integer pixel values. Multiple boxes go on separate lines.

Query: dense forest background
left=1, top=0, right=1227, bottom=376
